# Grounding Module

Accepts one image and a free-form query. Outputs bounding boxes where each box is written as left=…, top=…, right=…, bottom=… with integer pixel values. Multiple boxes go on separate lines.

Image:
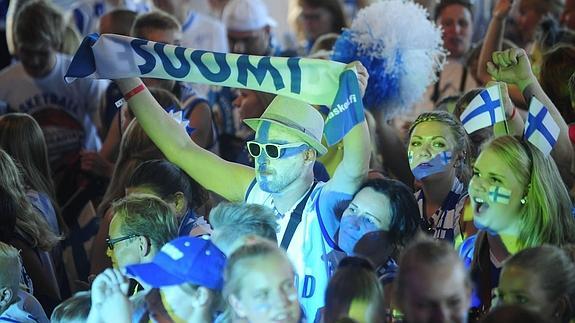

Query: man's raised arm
left=116, top=78, right=254, bottom=201
left=326, top=63, right=371, bottom=194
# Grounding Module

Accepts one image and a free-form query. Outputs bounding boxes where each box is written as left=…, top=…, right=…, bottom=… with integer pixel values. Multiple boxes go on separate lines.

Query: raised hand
left=89, top=268, right=132, bottom=323
left=493, top=0, right=513, bottom=20
left=487, top=48, right=536, bottom=91
left=346, top=61, right=369, bottom=98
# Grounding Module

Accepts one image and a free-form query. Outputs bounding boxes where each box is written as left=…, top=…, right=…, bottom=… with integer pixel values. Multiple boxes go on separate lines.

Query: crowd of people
left=0, top=0, right=574, bottom=322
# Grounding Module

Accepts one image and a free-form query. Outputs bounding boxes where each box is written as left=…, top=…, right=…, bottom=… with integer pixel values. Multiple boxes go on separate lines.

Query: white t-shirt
left=0, top=54, right=109, bottom=150
left=180, top=11, right=228, bottom=99
left=245, top=180, right=350, bottom=320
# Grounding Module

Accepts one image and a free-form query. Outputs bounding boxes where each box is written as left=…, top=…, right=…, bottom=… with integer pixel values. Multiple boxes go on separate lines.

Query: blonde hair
left=50, top=291, right=91, bottom=323
left=0, top=241, right=21, bottom=291
left=111, top=193, right=178, bottom=251
left=0, top=150, right=60, bottom=250
left=485, top=136, right=575, bottom=248
left=210, top=202, right=279, bottom=252
left=409, top=111, right=473, bottom=184
left=98, top=120, right=164, bottom=216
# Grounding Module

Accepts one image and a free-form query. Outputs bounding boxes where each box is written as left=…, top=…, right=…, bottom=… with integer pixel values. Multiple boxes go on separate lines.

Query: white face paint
left=254, top=122, right=309, bottom=193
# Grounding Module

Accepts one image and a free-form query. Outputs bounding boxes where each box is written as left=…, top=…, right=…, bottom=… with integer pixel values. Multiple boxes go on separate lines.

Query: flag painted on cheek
left=65, top=34, right=364, bottom=146
left=410, top=151, right=452, bottom=181
left=488, top=186, right=511, bottom=205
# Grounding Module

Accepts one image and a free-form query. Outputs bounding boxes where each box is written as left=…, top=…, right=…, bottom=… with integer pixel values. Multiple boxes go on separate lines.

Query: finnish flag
left=460, top=85, right=505, bottom=134
left=524, top=97, right=560, bottom=156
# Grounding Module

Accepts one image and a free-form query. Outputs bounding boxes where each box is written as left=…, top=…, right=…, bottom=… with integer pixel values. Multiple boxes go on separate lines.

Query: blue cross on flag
left=460, top=85, right=505, bottom=134
left=488, top=185, right=511, bottom=205
left=523, top=97, right=559, bottom=156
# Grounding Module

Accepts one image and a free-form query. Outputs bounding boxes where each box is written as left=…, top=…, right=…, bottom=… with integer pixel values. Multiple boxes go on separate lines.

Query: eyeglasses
left=246, top=141, right=308, bottom=159
left=106, top=234, right=139, bottom=250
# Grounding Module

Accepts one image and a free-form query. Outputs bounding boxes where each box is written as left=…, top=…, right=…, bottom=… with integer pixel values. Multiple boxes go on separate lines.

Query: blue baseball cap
left=125, top=236, right=226, bottom=290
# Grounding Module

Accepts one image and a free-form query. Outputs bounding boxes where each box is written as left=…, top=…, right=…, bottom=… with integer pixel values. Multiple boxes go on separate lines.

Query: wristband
left=124, top=84, right=146, bottom=100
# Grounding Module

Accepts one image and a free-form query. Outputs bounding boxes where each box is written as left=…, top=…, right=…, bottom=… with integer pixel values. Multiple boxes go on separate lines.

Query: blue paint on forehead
left=280, top=144, right=309, bottom=158
left=255, top=121, right=271, bottom=142
left=255, top=121, right=271, bottom=165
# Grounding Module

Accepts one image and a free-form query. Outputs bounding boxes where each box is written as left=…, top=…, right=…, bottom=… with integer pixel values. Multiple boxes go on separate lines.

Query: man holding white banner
left=65, top=33, right=370, bottom=318
left=116, top=75, right=369, bottom=320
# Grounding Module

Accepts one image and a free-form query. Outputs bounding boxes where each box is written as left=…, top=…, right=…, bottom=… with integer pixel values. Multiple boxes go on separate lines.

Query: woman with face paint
left=338, top=178, right=420, bottom=285
left=464, top=135, right=575, bottom=319
left=223, top=240, right=301, bottom=323
left=407, top=110, right=472, bottom=243
left=470, top=136, right=575, bottom=251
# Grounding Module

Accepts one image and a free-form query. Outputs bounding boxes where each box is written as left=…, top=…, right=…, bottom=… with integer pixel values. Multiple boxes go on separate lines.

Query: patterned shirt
left=416, top=178, right=467, bottom=243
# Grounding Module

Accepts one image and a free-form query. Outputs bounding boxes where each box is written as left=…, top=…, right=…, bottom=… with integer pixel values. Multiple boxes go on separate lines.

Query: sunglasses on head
left=246, top=141, right=308, bottom=159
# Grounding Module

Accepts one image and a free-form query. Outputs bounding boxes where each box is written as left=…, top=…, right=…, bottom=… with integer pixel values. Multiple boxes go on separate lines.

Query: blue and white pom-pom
left=331, top=0, right=446, bottom=118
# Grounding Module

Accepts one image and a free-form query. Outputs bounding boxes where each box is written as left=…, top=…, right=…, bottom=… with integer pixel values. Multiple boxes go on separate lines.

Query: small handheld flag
left=488, top=186, right=511, bottom=205
left=523, top=97, right=559, bottom=156
left=460, top=85, right=505, bottom=134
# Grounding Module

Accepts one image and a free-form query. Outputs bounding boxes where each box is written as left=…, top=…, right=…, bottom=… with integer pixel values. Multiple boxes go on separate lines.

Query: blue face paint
left=255, top=121, right=309, bottom=193
left=255, top=121, right=271, bottom=159
left=255, top=121, right=273, bottom=192
left=410, top=151, right=452, bottom=181
left=338, top=215, right=380, bottom=255
left=277, top=143, right=309, bottom=158
left=255, top=122, right=308, bottom=159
